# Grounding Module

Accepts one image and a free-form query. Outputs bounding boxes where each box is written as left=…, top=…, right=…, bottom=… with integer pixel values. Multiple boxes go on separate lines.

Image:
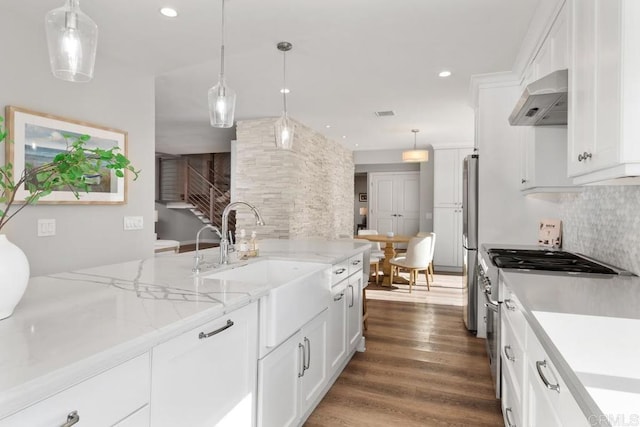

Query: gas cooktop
left=487, top=248, right=618, bottom=274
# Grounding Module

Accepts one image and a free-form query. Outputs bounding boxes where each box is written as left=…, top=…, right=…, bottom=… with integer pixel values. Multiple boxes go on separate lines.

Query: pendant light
left=45, top=0, right=98, bottom=82
left=402, top=129, right=429, bottom=162
left=275, top=41, right=295, bottom=150
left=208, top=0, right=236, bottom=128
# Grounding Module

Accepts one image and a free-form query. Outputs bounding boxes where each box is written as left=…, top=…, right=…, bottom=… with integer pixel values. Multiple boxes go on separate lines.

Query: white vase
left=0, top=235, right=30, bottom=320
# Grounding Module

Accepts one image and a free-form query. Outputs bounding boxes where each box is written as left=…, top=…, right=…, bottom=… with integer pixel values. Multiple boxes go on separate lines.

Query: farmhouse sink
left=204, top=259, right=332, bottom=347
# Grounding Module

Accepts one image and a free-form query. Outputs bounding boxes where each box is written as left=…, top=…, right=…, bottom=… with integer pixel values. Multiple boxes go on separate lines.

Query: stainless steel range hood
left=509, top=69, right=568, bottom=126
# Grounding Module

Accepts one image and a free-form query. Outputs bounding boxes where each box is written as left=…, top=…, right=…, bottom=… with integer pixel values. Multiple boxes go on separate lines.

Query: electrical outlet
left=37, top=219, right=56, bottom=237
left=123, top=216, right=144, bottom=231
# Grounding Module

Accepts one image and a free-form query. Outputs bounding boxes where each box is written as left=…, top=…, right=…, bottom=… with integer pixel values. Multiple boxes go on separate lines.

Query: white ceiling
left=12, top=0, right=540, bottom=155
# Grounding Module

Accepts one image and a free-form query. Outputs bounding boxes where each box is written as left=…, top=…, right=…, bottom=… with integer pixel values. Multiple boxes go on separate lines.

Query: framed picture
left=6, top=106, right=128, bottom=204
left=359, top=193, right=367, bottom=202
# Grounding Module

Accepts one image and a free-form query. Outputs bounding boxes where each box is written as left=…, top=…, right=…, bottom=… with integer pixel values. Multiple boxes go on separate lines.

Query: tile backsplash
left=560, top=186, right=640, bottom=275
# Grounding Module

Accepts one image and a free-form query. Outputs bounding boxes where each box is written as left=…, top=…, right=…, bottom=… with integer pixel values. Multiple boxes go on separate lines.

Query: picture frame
left=358, top=193, right=367, bottom=202
left=6, top=106, right=129, bottom=204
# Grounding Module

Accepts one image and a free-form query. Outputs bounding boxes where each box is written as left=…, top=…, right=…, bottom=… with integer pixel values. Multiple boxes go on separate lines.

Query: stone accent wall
left=560, top=186, right=640, bottom=275
left=234, top=117, right=354, bottom=240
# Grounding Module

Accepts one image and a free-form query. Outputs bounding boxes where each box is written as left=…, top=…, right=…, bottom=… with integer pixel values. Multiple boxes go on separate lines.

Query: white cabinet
left=434, top=148, right=473, bottom=208
left=327, top=280, right=347, bottom=376
left=568, top=0, right=640, bottom=184
left=150, top=302, right=258, bottom=427
left=346, top=273, right=363, bottom=353
left=0, top=353, right=150, bottom=427
left=257, top=310, right=328, bottom=427
left=369, top=172, right=420, bottom=237
left=433, top=148, right=472, bottom=270
left=433, top=206, right=463, bottom=268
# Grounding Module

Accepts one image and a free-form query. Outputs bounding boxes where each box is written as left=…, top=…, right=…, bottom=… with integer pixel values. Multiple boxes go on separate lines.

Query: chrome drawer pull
left=504, top=299, right=516, bottom=311
left=199, top=319, right=234, bottom=339
left=351, top=259, right=361, bottom=265
left=536, top=360, right=560, bottom=393
left=304, top=337, right=311, bottom=370
left=334, top=268, right=347, bottom=275
left=348, top=284, right=355, bottom=308
left=505, top=407, right=516, bottom=427
left=504, top=345, right=516, bottom=362
left=333, top=292, right=345, bottom=301
left=61, top=411, right=80, bottom=427
left=298, top=343, right=305, bottom=377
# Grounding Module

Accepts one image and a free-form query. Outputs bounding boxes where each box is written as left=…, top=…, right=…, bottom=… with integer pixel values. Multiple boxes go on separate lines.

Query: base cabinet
left=346, top=273, right=363, bottom=352
left=433, top=207, right=463, bottom=268
left=327, top=281, right=347, bottom=376
left=150, top=302, right=258, bottom=427
left=0, top=353, right=150, bottom=427
left=257, top=310, right=328, bottom=427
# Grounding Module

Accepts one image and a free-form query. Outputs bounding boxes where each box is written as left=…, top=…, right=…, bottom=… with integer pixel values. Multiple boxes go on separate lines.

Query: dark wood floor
left=304, top=299, right=503, bottom=427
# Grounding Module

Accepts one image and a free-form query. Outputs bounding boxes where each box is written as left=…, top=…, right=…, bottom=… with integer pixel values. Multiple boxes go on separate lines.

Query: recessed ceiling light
left=325, top=125, right=331, bottom=129
left=160, top=7, right=178, bottom=18
left=355, top=143, right=359, bottom=147
left=342, top=136, right=347, bottom=139
left=439, top=70, right=452, bottom=78
left=280, top=88, right=290, bottom=94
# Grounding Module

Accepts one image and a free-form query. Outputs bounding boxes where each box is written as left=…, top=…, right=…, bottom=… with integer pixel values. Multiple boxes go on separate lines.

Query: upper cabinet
left=434, top=148, right=474, bottom=207
left=568, top=0, right=640, bottom=184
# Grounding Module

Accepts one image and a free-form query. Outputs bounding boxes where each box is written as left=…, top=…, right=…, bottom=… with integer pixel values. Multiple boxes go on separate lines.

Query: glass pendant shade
left=208, top=75, right=236, bottom=128
left=45, top=0, right=98, bottom=82
left=275, top=113, right=295, bottom=150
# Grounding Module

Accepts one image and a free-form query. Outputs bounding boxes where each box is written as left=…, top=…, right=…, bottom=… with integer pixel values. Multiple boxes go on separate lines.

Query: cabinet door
left=434, top=149, right=459, bottom=207
left=327, top=282, right=347, bottom=375
left=300, top=310, right=328, bottom=413
left=257, top=332, right=303, bottom=427
left=433, top=207, right=460, bottom=267
left=346, top=274, right=363, bottom=352
left=150, top=302, right=258, bottom=427
left=526, top=361, right=563, bottom=427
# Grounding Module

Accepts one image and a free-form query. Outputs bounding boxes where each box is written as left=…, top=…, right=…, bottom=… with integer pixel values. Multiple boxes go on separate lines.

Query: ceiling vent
left=374, top=110, right=395, bottom=117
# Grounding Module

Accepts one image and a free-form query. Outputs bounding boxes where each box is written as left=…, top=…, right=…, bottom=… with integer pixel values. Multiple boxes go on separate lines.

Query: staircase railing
left=185, top=164, right=233, bottom=232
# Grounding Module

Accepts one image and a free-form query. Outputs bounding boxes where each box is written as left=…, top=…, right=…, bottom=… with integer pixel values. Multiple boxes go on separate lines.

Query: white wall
left=0, top=10, right=155, bottom=276
left=476, top=80, right=561, bottom=245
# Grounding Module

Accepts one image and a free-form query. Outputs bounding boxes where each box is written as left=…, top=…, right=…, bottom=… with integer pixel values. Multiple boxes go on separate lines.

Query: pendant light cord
left=282, top=49, right=288, bottom=114
left=220, top=0, right=226, bottom=77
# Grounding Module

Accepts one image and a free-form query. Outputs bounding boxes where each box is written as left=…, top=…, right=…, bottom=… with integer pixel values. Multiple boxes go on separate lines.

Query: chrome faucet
left=193, top=224, right=222, bottom=273
left=220, top=201, right=265, bottom=265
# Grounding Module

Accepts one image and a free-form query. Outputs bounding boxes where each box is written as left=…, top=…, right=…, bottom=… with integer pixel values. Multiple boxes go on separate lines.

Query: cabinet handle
left=578, top=152, right=593, bottom=162
left=505, top=407, right=516, bottom=427
left=521, top=178, right=527, bottom=184
left=199, top=319, right=234, bottom=339
left=351, top=259, right=362, bottom=266
left=536, top=360, right=560, bottom=393
left=298, top=343, right=305, bottom=377
left=504, top=299, right=516, bottom=311
left=334, top=292, right=345, bottom=301
left=397, top=214, right=403, bottom=217
left=504, top=345, right=516, bottom=362
left=334, top=268, right=346, bottom=275
left=304, top=337, right=311, bottom=371
left=61, top=411, right=80, bottom=427
left=348, top=284, right=355, bottom=308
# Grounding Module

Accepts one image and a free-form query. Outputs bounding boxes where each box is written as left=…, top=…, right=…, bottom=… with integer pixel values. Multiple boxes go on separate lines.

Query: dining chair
left=357, top=229, right=385, bottom=259
left=389, top=235, right=433, bottom=293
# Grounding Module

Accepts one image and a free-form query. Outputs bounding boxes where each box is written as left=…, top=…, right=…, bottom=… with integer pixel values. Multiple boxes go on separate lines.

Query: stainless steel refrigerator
left=462, top=154, right=479, bottom=332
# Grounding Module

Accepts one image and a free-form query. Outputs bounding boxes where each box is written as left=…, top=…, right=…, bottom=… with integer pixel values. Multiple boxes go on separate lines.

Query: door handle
left=536, top=360, right=560, bottom=393
left=304, top=337, right=311, bottom=371
left=298, top=343, right=305, bottom=377
left=199, top=319, right=234, bottom=339
left=348, top=284, right=355, bottom=307
left=61, top=411, right=80, bottom=427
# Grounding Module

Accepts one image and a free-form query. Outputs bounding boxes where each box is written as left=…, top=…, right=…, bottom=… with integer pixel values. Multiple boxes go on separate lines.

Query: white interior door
left=369, top=172, right=420, bottom=236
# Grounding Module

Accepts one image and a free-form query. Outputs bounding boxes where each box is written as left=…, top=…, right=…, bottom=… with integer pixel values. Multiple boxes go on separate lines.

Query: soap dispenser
left=250, top=230, right=259, bottom=257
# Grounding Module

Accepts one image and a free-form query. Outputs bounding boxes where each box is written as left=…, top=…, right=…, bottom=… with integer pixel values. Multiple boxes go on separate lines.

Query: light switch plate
left=37, top=219, right=56, bottom=237
left=123, top=216, right=144, bottom=231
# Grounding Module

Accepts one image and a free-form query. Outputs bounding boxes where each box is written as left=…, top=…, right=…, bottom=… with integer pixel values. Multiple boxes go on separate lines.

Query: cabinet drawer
left=501, top=282, right=526, bottom=339
left=331, top=260, right=349, bottom=285
left=501, top=365, right=522, bottom=427
left=348, top=253, right=363, bottom=276
left=501, top=311, right=526, bottom=402
left=526, top=324, right=589, bottom=427
left=1, top=353, right=150, bottom=427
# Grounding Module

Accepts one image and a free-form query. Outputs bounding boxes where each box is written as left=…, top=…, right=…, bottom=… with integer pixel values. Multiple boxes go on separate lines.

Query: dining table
left=354, top=234, right=412, bottom=286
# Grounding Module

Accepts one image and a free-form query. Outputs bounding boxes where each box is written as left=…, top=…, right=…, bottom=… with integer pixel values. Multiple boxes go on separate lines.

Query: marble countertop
left=0, top=238, right=369, bottom=418
left=501, top=271, right=640, bottom=426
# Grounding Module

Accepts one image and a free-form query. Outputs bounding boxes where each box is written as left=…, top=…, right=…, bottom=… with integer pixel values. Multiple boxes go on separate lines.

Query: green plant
left=0, top=116, right=139, bottom=231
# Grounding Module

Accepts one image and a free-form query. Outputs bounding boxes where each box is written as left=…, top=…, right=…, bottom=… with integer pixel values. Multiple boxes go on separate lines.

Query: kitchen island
left=500, top=271, right=640, bottom=427
left=0, top=239, right=370, bottom=426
